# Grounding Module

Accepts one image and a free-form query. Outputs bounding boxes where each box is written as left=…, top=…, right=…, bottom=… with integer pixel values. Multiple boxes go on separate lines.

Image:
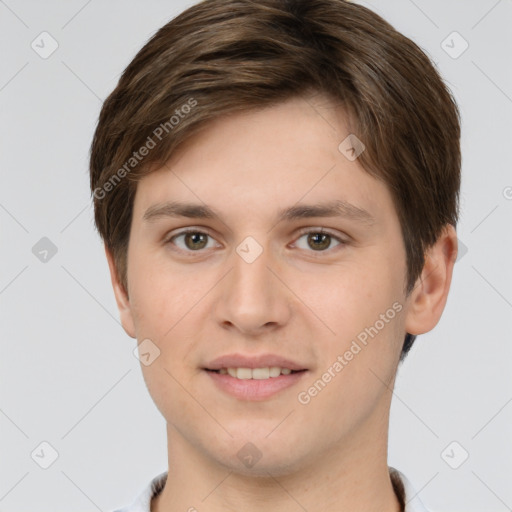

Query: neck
left=152, top=414, right=401, bottom=512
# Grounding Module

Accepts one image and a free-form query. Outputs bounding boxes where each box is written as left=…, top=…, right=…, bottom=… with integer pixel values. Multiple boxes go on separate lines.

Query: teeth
left=217, top=367, right=298, bottom=379
left=237, top=368, right=252, bottom=380
left=269, top=366, right=281, bottom=378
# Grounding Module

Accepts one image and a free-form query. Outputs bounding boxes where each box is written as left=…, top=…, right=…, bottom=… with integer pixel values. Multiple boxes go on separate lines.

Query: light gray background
left=1, top=1, right=511, bottom=511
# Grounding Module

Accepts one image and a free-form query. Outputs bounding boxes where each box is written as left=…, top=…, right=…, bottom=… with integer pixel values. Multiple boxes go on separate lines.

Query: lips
left=204, top=353, right=308, bottom=372
left=203, top=353, right=309, bottom=400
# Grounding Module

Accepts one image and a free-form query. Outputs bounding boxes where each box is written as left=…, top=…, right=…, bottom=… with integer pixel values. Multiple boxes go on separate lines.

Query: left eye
left=294, top=230, right=343, bottom=252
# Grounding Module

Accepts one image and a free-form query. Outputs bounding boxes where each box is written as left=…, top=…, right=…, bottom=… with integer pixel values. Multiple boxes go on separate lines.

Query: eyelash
left=165, top=227, right=348, bottom=256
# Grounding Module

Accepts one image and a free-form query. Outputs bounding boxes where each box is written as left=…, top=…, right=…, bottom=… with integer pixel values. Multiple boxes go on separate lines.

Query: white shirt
left=113, top=467, right=429, bottom=512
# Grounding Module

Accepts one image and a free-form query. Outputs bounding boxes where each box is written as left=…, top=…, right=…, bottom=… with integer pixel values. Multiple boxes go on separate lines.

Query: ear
left=104, top=245, right=136, bottom=339
left=404, top=224, right=458, bottom=336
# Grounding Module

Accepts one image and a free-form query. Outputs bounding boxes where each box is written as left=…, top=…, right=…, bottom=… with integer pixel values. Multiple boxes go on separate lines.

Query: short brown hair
left=89, top=0, right=461, bottom=360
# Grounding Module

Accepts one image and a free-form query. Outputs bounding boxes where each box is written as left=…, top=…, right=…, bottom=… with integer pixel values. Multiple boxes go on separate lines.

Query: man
left=90, top=1, right=460, bottom=510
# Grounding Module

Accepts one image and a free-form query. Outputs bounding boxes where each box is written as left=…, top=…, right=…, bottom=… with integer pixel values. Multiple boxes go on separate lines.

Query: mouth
left=202, top=353, right=309, bottom=400
left=203, top=365, right=308, bottom=401
left=204, top=367, right=306, bottom=379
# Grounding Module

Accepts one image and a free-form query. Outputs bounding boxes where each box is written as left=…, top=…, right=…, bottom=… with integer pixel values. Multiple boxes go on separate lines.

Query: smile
left=207, top=366, right=302, bottom=379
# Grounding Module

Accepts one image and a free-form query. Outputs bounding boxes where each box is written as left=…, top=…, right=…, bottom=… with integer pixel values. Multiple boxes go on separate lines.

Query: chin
left=208, top=431, right=308, bottom=477
left=223, top=451, right=304, bottom=478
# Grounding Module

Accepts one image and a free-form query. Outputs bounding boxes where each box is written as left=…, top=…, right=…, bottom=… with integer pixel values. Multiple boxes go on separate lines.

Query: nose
left=213, top=239, right=292, bottom=336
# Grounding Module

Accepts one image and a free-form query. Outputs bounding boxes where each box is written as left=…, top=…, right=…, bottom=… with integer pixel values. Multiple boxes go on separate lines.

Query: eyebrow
left=142, top=199, right=375, bottom=226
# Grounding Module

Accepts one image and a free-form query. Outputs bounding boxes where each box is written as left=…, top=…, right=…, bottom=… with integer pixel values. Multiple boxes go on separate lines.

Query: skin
left=106, top=93, right=457, bottom=512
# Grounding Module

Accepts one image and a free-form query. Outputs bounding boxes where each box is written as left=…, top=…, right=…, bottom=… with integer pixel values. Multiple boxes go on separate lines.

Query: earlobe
left=104, top=245, right=136, bottom=339
left=404, top=224, right=458, bottom=336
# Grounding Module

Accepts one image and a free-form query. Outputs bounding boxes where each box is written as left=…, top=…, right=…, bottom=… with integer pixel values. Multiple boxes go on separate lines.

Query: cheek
left=311, top=263, right=397, bottom=336
left=310, top=260, right=405, bottom=387
left=128, top=266, right=207, bottom=422
left=298, top=300, right=404, bottom=438
left=126, top=251, right=196, bottom=336
left=140, top=359, right=207, bottom=433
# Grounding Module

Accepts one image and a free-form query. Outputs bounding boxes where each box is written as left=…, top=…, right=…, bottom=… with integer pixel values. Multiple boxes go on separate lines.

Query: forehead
left=132, top=95, right=395, bottom=225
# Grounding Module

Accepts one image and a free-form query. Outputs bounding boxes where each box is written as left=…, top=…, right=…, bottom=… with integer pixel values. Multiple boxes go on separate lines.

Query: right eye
left=166, top=229, right=220, bottom=253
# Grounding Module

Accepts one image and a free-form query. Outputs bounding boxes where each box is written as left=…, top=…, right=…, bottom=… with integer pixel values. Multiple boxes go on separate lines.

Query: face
left=108, top=94, right=453, bottom=476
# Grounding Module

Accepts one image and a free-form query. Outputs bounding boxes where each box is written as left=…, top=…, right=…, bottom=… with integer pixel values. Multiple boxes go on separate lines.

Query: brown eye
left=168, top=230, right=216, bottom=252
left=294, top=229, right=345, bottom=253
left=183, top=232, right=208, bottom=250
left=307, top=232, right=332, bottom=251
